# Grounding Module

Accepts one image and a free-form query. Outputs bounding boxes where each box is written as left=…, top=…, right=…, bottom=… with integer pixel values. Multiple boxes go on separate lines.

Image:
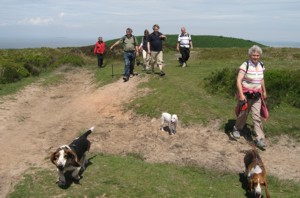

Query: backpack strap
left=122, top=35, right=137, bottom=46
left=245, top=61, right=264, bottom=73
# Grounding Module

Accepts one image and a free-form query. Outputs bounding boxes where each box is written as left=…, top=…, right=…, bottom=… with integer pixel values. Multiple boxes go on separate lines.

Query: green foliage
left=53, top=54, right=85, bottom=67
left=10, top=154, right=300, bottom=197
left=204, top=68, right=300, bottom=109
left=0, top=61, right=29, bottom=83
left=128, top=47, right=300, bottom=138
left=0, top=48, right=85, bottom=84
left=265, top=70, right=300, bottom=108
left=204, top=67, right=237, bottom=96
left=164, top=35, right=265, bottom=49
left=1, top=39, right=300, bottom=139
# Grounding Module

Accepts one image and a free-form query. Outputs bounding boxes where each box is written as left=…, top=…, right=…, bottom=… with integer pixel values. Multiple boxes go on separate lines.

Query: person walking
left=176, top=27, right=193, bottom=67
left=147, top=24, right=166, bottom=76
left=232, top=45, right=269, bottom=150
left=139, top=29, right=151, bottom=71
left=110, top=28, right=139, bottom=82
left=94, top=36, right=106, bottom=68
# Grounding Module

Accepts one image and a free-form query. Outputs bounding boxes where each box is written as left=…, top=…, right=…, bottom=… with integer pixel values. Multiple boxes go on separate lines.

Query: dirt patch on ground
left=0, top=67, right=299, bottom=197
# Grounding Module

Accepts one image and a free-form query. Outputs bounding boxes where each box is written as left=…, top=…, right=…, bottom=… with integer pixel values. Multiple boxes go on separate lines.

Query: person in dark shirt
left=147, top=24, right=166, bottom=76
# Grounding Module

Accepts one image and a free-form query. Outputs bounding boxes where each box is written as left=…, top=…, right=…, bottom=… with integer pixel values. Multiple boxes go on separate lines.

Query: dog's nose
left=255, top=192, right=261, bottom=198
left=57, top=165, right=64, bottom=171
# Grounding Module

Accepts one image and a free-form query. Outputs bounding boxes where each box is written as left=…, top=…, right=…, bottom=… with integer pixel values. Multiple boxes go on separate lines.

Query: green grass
left=128, top=47, right=300, bottom=139
left=9, top=153, right=300, bottom=198
left=4, top=38, right=300, bottom=197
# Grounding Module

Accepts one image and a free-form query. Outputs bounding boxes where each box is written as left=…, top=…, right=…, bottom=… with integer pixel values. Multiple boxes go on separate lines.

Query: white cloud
left=59, top=12, right=65, bottom=18
left=18, top=17, right=54, bottom=25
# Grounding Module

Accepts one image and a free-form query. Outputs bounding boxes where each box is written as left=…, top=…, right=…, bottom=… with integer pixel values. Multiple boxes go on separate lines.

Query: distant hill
left=77, top=35, right=266, bottom=57
left=164, top=35, right=266, bottom=48
left=103, top=35, right=266, bottom=49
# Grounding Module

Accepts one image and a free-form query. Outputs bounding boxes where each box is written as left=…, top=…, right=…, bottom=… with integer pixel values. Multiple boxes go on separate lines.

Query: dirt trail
left=0, top=67, right=299, bottom=197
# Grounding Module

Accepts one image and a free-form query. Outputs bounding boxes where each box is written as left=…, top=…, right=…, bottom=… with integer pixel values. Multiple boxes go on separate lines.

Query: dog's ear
left=262, top=179, right=271, bottom=198
left=249, top=177, right=255, bottom=191
left=66, top=149, right=80, bottom=167
left=50, top=149, right=60, bottom=165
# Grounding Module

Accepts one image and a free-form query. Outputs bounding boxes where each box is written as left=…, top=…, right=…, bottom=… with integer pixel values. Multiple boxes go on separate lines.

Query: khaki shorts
left=150, top=51, right=163, bottom=66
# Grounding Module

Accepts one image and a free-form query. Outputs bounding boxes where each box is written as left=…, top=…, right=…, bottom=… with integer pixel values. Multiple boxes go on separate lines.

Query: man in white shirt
left=176, top=27, right=193, bottom=67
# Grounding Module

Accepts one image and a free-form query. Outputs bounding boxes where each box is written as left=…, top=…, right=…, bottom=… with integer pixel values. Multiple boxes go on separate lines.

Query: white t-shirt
left=178, top=33, right=191, bottom=48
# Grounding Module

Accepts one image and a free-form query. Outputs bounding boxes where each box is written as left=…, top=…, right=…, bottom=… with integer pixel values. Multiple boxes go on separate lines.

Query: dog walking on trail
left=160, top=112, right=178, bottom=135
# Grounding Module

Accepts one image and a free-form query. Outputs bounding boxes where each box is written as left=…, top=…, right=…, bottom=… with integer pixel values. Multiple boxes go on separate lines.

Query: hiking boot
left=255, top=139, right=267, bottom=150
left=232, top=126, right=240, bottom=139
left=160, top=71, right=165, bottom=76
left=123, top=76, right=129, bottom=82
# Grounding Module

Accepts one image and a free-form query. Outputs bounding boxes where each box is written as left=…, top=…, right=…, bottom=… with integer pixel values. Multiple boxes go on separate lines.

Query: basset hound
left=50, top=127, right=94, bottom=186
left=244, top=148, right=271, bottom=198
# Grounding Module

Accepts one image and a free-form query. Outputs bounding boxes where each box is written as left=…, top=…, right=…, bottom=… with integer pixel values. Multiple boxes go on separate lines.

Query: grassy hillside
left=86, top=35, right=265, bottom=54
left=164, top=35, right=266, bottom=49
left=3, top=37, right=300, bottom=197
left=1, top=37, right=299, bottom=138
left=9, top=153, right=300, bottom=197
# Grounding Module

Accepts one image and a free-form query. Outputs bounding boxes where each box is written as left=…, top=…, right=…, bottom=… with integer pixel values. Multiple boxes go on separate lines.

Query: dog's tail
left=82, top=126, right=94, bottom=138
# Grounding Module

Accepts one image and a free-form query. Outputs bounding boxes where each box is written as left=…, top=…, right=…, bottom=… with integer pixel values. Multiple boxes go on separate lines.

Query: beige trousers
left=142, top=50, right=151, bottom=69
left=235, top=98, right=265, bottom=140
left=150, top=51, right=163, bottom=71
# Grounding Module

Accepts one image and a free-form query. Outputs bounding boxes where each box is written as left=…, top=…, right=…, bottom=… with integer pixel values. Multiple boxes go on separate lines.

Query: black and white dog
left=50, top=127, right=94, bottom=186
left=160, top=112, right=178, bottom=135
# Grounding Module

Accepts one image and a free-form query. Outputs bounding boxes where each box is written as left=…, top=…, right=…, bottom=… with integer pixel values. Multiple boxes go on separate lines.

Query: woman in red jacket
left=94, top=37, right=106, bottom=67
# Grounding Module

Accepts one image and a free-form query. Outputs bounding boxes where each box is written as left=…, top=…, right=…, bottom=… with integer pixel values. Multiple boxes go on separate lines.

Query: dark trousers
left=123, top=51, right=136, bottom=78
left=179, top=47, right=190, bottom=63
left=96, top=54, right=104, bottom=67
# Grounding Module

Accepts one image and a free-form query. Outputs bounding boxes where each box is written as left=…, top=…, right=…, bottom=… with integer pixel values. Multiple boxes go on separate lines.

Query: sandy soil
left=0, top=67, right=299, bottom=197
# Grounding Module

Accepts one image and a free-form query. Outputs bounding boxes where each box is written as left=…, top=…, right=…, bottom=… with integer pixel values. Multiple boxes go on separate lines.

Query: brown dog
left=50, top=127, right=93, bottom=186
left=244, top=149, right=271, bottom=198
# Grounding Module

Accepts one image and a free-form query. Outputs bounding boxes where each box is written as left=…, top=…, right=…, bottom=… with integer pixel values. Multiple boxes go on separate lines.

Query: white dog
left=160, top=112, right=178, bottom=135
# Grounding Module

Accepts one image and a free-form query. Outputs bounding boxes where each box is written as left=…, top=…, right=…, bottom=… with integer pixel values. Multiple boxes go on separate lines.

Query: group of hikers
left=94, top=24, right=193, bottom=81
left=94, top=24, right=269, bottom=150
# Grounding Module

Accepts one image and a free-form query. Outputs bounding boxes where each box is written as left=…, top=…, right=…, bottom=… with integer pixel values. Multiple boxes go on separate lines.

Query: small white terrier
left=160, top=112, right=178, bottom=135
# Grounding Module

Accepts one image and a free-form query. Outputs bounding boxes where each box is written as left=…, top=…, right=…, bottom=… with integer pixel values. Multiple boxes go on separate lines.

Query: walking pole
left=111, top=64, right=114, bottom=78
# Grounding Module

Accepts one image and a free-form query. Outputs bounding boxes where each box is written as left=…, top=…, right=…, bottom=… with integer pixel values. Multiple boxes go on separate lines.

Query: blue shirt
left=148, top=32, right=164, bottom=52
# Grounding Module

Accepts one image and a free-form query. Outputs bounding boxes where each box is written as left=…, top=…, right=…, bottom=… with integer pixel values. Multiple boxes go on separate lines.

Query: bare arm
left=190, top=40, right=193, bottom=49
left=160, top=34, right=166, bottom=40
left=236, top=72, right=246, bottom=101
left=147, top=42, right=151, bottom=54
left=261, top=79, right=267, bottom=99
left=110, top=40, right=121, bottom=50
left=135, top=45, right=139, bottom=56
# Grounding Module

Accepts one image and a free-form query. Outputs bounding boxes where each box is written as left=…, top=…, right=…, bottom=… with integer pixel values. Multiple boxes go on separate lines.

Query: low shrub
left=52, top=54, right=85, bottom=67
left=204, top=68, right=300, bottom=109
left=0, top=61, right=30, bottom=83
left=204, top=67, right=237, bottom=96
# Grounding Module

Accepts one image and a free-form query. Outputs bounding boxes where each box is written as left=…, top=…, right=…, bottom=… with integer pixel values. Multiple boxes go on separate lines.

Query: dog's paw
left=160, top=127, right=164, bottom=131
left=74, top=179, right=81, bottom=185
left=56, top=180, right=66, bottom=186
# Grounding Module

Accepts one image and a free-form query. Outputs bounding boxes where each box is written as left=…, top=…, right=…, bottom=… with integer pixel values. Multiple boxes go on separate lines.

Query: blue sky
left=1, top=0, right=299, bottom=44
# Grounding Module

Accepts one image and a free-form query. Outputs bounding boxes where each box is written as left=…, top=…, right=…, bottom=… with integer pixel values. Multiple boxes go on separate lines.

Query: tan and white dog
left=160, top=112, right=178, bottom=135
left=50, top=127, right=94, bottom=186
left=244, top=149, right=271, bottom=198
